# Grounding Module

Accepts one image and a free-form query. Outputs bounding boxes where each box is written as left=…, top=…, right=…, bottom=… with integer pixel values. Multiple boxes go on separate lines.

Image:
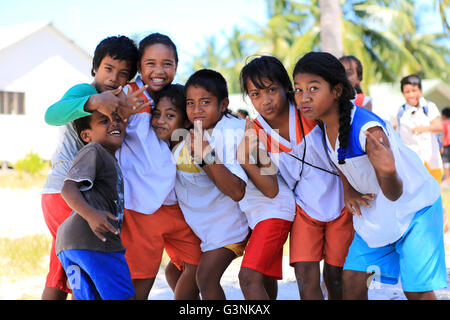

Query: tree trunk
left=319, top=0, right=344, bottom=58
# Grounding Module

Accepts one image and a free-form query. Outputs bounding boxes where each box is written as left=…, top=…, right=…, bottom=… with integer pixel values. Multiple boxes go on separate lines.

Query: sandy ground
left=1, top=187, right=450, bottom=300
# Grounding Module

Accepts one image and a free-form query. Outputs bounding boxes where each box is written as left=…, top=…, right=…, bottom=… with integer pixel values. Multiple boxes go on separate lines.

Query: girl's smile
left=139, top=43, right=177, bottom=97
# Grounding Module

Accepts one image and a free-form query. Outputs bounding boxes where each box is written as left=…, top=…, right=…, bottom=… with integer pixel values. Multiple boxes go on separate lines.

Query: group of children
left=41, top=32, right=447, bottom=301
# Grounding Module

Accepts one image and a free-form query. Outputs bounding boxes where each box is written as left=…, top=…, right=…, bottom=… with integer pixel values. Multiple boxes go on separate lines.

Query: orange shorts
left=121, top=204, right=202, bottom=279
left=41, top=193, right=73, bottom=293
left=241, top=218, right=292, bottom=280
left=289, top=204, right=354, bottom=267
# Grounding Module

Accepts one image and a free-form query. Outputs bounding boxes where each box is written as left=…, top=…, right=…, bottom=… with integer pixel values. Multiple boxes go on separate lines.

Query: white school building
left=0, top=21, right=92, bottom=163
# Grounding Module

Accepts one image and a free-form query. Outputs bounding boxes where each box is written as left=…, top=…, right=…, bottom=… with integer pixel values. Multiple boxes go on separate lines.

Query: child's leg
left=196, top=248, right=236, bottom=300
left=263, top=276, right=278, bottom=300
left=322, top=263, right=343, bottom=300
left=342, top=269, right=372, bottom=300
left=174, top=262, right=200, bottom=300
left=132, top=278, right=156, bottom=300
left=239, top=219, right=290, bottom=300
left=293, top=261, right=323, bottom=300
left=165, top=261, right=181, bottom=292
left=41, top=193, right=73, bottom=300
left=239, top=267, right=270, bottom=300
left=322, top=208, right=354, bottom=300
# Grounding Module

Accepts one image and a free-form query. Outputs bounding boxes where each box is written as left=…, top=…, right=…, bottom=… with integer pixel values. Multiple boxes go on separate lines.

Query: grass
left=0, top=234, right=51, bottom=282
left=0, top=169, right=49, bottom=189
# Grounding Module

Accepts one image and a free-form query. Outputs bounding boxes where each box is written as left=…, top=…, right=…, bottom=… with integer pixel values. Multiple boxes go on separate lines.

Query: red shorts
left=121, top=204, right=202, bottom=279
left=41, top=193, right=73, bottom=293
left=290, top=204, right=354, bottom=267
left=241, top=218, right=292, bottom=280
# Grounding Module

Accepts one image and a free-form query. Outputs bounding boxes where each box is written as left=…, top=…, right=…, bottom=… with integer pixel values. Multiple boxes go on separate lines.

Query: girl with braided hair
left=293, top=51, right=446, bottom=300
left=240, top=55, right=352, bottom=300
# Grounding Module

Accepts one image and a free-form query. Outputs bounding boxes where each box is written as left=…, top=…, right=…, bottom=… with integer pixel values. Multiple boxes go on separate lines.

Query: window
left=0, top=91, right=25, bottom=114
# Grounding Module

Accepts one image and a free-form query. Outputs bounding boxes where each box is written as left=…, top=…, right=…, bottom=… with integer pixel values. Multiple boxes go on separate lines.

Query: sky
left=0, top=0, right=268, bottom=78
left=0, top=0, right=447, bottom=79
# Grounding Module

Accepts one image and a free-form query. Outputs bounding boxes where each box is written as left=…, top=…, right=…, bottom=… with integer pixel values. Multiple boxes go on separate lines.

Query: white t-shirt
left=116, top=76, right=177, bottom=214
left=254, top=103, right=345, bottom=222
left=398, top=97, right=442, bottom=171
left=239, top=174, right=296, bottom=230
left=174, top=115, right=249, bottom=252
left=325, top=105, right=441, bottom=247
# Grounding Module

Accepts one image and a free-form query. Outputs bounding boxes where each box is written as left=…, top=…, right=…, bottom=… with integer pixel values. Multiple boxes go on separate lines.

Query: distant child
left=55, top=111, right=134, bottom=300
left=441, top=107, right=450, bottom=186
left=293, top=52, right=446, bottom=300
left=150, top=83, right=202, bottom=299
left=173, top=69, right=250, bottom=300
left=236, top=108, right=250, bottom=119
left=339, top=55, right=372, bottom=111
left=240, top=56, right=352, bottom=300
left=42, top=35, right=142, bottom=300
left=396, top=74, right=443, bottom=183
left=116, top=33, right=202, bottom=300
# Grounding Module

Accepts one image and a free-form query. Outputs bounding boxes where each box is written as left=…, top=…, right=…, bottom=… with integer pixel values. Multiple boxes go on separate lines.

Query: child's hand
left=237, top=117, right=258, bottom=165
left=365, top=129, right=396, bottom=178
left=344, top=188, right=375, bottom=218
left=121, top=84, right=153, bottom=120
left=188, top=121, right=213, bottom=165
left=86, top=209, right=119, bottom=242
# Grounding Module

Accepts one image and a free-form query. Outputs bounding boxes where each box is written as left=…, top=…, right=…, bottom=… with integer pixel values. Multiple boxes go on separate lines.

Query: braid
left=337, top=99, right=353, bottom=164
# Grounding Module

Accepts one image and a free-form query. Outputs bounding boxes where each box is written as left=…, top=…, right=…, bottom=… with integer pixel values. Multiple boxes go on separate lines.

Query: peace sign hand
left=237, top=116, right=258, bottom=165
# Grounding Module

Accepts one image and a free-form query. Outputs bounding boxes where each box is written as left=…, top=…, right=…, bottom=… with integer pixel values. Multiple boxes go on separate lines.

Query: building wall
left=0, top=25, right=91, bottom=162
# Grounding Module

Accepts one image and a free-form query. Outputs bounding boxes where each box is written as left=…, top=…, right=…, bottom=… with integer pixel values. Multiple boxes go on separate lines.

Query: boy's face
left=341, top=59, right=360, bottom=88
left=186, top=85, right=228, bottom=130
left=81, top=111, right=125, bottom=153
left=152, top=97, right=188, bottom=143
left=93, top=55, right=132, bottom=93
left=402, top=84, right=422, bottom=107
left=139, top=44, right=177, bottom=96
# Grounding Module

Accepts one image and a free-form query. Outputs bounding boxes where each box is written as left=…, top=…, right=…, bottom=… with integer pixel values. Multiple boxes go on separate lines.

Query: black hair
left=442, top=107, right=450, bottom=119
left=237, top=109, right=249, bottom=117
left=184, top=69, right=233, bottom=117
left=400, top=74, right=422, bottom=92
left=339, top=55, right=363, bottom=94
left=154, top=83, right=187, bottom=121
left=73, top=115, right=92, bottom=145
left=138, top=33, right=178, bottom=69
left=293, top=52, right=355, bottom=165
left=240, top=55, right=294, bottom=104
left=91, top=35, right=138, bottom=81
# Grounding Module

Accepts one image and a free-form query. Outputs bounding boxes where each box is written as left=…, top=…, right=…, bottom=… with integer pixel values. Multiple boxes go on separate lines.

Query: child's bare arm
left=365, top=127, right=403, bottom=201
left=61, top=180, right=119, bottom=241
left=237, top=117, right=278, bottom=198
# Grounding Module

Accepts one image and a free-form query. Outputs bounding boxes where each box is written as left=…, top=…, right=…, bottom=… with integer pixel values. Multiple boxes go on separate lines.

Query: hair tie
left=337, top=147, right=346, bottom=164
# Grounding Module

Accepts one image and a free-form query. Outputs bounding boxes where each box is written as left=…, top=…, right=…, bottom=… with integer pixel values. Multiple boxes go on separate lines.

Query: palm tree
left=319, top=0, right=344, bottom=57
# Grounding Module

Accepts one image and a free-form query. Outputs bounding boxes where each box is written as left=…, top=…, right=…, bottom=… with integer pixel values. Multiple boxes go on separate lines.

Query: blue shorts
left=343, top=197, right=447, bottom=292
left=58, top=249, right=135, bottom=300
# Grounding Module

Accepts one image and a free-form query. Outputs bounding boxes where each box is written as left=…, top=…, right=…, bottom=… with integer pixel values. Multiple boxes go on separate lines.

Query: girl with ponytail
left=293, top=52, right=446, bottom=300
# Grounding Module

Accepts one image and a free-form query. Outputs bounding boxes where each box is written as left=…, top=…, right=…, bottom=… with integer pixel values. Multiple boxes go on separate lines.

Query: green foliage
left=188, top=0, right=450, bottom=94
left=14, top=151, right=47, bottom=176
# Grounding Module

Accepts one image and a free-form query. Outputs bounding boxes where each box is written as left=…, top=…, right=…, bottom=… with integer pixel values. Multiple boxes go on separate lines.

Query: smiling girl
left=116, top=33, right=201, bottom=300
